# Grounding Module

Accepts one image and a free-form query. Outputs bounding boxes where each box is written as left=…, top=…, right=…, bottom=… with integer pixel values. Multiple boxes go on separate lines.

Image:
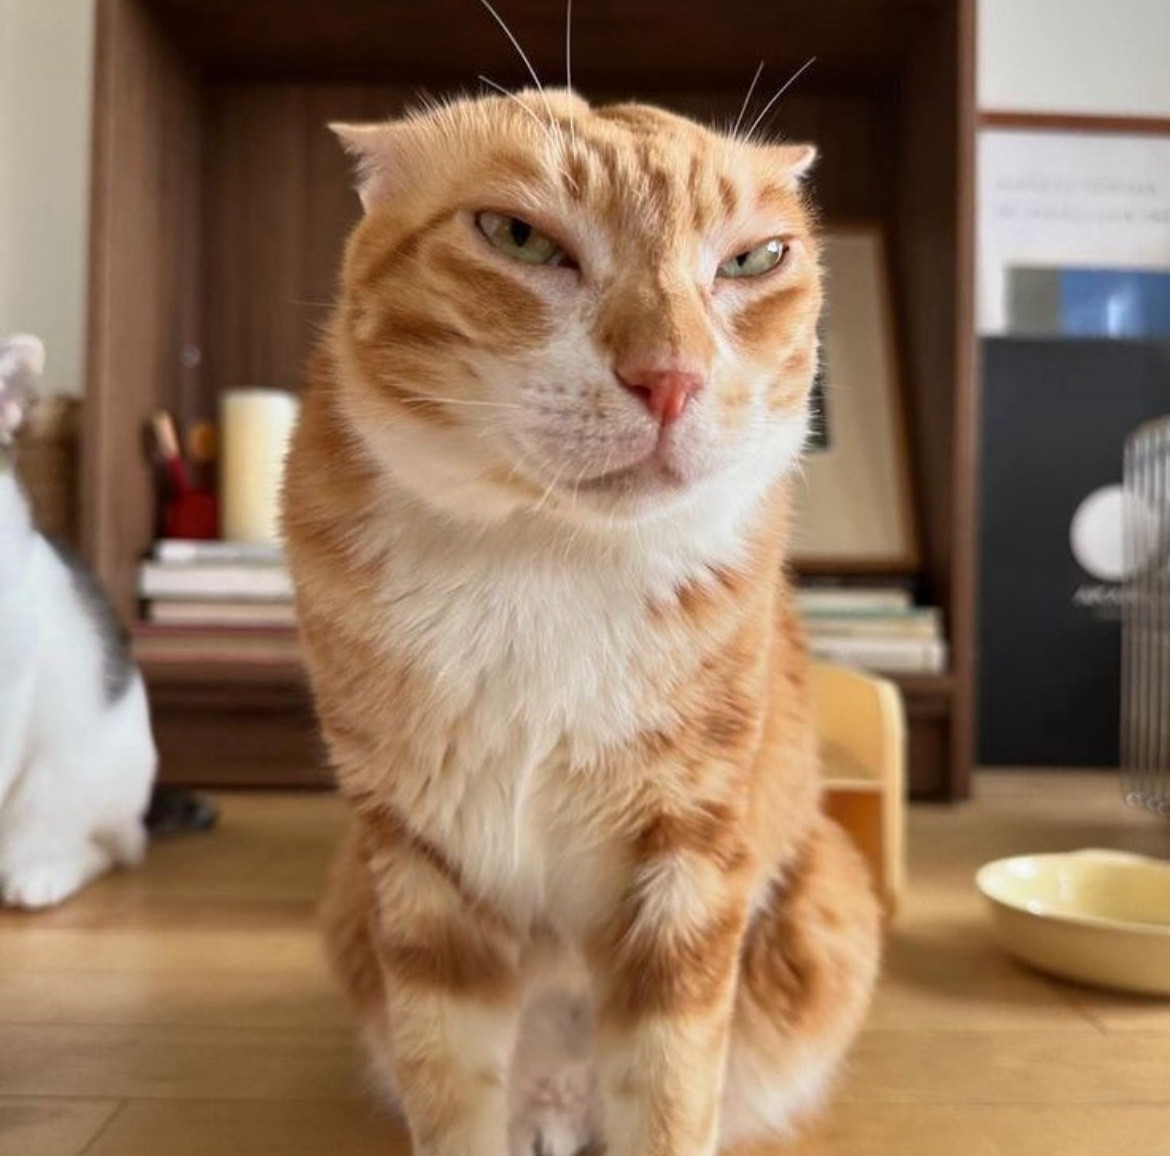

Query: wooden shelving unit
left=85, top=0, right=977, bottom=798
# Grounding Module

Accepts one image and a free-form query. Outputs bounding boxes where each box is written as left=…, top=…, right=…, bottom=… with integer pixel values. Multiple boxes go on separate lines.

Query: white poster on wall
left=978, top=129, right=1170, bottom=334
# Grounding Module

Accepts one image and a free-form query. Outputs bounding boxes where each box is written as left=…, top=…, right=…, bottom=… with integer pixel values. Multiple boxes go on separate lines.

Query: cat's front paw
left=1, top=852, right=108, bottom=909
left=509, top=1063, right=602, bottom=1156
left=513, top=1115, right=603, bottom=1156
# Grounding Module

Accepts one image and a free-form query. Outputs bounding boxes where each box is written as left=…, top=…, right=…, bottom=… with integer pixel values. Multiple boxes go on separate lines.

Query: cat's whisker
left=744, top=56, right=816, bottom=140
left=564, top=0, right=578, bottom=147
left=732, top=60, right=766, bottom=140
left=399, top=395, right=524, bottom=411
left=285, top=297, right=338, bottom=309
left=565, top=0, right=574, bottom=93
left=470, top=92, right=576, bottom=190
left=478, top=75, right=548, bottom=135
left=532, top=460, right=567, bottom=515
left=475, top=0, right=557, bottom=133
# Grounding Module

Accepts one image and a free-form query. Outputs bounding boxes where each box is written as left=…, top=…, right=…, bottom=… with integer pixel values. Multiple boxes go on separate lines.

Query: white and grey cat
left=0, top=334, right=156, bottom=908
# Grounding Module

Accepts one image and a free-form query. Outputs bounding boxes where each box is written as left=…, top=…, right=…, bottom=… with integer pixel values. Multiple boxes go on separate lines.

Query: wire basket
left=1122, top=416, right=1170, bottom=815
left=14, top=393, right=80, bottom=546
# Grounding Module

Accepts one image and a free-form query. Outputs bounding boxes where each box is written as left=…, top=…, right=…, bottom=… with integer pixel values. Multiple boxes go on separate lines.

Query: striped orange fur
left=283, top=88, right=879, bottom=1156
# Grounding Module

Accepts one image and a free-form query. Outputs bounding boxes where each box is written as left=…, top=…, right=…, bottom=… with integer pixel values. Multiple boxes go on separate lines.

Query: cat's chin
left=536, top=457, right=705, bottom=524
left=572, top=457, right=689, bottom=502
left=582, top=454, right=683, bottom=491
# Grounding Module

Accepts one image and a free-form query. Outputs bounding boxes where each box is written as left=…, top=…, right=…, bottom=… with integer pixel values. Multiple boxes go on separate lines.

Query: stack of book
left=796, top=583, right=947, bottom=675
left=138, top=539, right=296, bottom=628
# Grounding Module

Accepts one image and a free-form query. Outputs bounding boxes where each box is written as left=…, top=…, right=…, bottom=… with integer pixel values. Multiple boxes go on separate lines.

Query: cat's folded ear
left=767, top=143, right=818, bottom=189
left=0, top=335, right=45, bottom=445
left=331, top=121, right=414, bottom=212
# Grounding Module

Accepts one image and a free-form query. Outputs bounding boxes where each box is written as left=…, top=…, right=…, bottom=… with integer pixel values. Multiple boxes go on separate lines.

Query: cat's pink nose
left=617, top=367, right=703, bottom=424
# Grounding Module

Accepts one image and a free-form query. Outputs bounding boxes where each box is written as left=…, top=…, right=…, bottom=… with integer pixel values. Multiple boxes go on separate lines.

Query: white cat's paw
left=509, top=1064, right=602, bottom=1156
left=105, top=821, right=148, bottom=867
left=2, top=853, right=108, bottom=909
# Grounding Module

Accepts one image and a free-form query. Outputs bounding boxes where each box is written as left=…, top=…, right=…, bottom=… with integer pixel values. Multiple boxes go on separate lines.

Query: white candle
left=219, top=388, right=299, bottom=544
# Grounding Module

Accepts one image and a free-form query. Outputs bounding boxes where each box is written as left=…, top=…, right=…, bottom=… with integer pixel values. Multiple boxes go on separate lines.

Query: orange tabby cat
left=283, top=88, right=879, bottom=1156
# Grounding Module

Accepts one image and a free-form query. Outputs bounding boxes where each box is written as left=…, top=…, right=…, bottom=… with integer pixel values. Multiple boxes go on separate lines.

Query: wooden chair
left=811, top=662, right=906, bottom=914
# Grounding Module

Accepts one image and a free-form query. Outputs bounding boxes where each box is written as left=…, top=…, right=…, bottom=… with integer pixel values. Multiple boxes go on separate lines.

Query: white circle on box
left=1070, top=484, right=1158, bottom=583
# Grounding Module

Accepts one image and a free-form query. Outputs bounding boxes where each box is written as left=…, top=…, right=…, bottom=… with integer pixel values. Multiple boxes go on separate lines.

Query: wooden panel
left=149, top=687, right=327, bottom=788
left=979, top=110, right=1170, bottom=135
left=905, top=691, right=954, bottom=799
left=84, top=0, right=202, bottom=619
left=142, top=0, right=948, bottom=85
left=892, top=7, right=959, bottom=604
left=201, top=84, right=404, bottom=396
left=144, top=662, right=946, bottom=796
left=663, top=91, right=897, bottom=222
left=202, top=85, right=311, bottom=395
left=890, top=0, right=976, bottom=798
left=949, top=0, right=978, bottom=800
left=0, top=1100, right=120, bottom=1156
left=87, top=1102, right=408, bottom=1156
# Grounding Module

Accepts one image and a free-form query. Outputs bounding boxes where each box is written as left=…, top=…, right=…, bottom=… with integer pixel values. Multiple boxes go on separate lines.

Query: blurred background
left=3, top=0, right=1169, bottom=800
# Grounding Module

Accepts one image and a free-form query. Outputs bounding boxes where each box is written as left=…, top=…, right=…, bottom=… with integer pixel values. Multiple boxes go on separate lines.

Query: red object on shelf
left=152, top=410, right=219, bottom=539
left=164, top=488, right=219, bottom=539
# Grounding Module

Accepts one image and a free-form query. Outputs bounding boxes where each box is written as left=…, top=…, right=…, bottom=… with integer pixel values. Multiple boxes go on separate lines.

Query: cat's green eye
left=476, top=211, right=567, bottom=266
left=717, top=238, right=788, bottom=279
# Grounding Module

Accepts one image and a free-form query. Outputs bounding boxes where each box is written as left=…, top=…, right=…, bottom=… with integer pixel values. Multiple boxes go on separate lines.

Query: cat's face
left=333, top=91, right=821, bottom=526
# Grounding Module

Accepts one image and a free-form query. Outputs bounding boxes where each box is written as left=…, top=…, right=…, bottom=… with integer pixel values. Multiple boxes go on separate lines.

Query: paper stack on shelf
left=138, top=540, right=297, bottom=628
left=798, top=582, right=947, bottom=675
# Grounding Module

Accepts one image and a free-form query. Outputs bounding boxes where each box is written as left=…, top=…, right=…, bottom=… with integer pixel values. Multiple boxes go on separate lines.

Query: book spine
left=146, top=602, right=299, bottom=627
left=796, top=592, right=914, bottom=613
left=803, top=610, right=942, bottom=639
left=154, top=540, right=283, bottom=565
left=808, top=636, right=948, bottom=674
left=138, top=563, right=293, bottom=601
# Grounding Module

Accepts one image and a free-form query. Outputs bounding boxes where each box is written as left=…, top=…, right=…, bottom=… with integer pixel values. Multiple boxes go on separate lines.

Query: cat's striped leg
left=718, top=816, right=881, bottom=1151
left=355, top=811, right=525, bottom=1156
left=586, top=812, right=752, bottom=1156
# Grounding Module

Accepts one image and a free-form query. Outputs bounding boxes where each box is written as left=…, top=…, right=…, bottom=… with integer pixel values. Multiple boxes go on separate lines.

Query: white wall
left=0, top=0, right=95, bottom=396
left=979, top=0, right=1170, bottom=117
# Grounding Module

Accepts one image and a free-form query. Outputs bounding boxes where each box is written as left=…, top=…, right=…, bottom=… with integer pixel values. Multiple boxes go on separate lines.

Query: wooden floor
left=3, top=771, right=1170, bottom=1156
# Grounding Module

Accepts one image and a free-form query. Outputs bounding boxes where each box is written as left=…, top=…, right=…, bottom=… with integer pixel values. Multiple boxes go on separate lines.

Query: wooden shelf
left=85, top=0, right=976, bottom=798
left=133, top=623, right=302, bottom=684
left=130, top=623, right=959, bottom=797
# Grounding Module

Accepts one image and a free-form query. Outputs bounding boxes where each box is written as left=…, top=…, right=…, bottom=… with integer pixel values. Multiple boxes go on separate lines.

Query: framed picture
left=1006, top=265, right=1170, bottom=338
left=978, top=122, right=1170, bottom=335
left=790, top=224, right=918, bottom=572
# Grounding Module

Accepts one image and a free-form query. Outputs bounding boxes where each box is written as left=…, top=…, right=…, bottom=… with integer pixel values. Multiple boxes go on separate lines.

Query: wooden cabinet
left=84, top=0, right=977, bottom=798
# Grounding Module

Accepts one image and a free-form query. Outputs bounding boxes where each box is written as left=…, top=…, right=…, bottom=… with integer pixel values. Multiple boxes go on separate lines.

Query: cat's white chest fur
left=368, top=491, right=751, bottom=922
left=376, top=511, right=721, bottom=762
left=375, top=545, right=659, bottom=919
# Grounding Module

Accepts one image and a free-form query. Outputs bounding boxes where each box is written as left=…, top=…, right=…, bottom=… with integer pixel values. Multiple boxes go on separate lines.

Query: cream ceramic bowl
left=976, top=849, right=1170, bottom=995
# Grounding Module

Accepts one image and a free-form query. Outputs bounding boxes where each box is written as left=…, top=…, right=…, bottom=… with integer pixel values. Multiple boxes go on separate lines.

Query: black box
left=978, top=338, right=1170, bottom=766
